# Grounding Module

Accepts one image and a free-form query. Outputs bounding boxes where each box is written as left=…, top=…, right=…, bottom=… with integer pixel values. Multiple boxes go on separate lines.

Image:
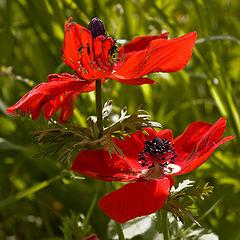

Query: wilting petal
left=174, top=118, right=235, bottom=175
left=43, top=74, right=96, bottom=122
left=71, top=149, right=137, bottom=182
left=99, top=176, right=174, bottom=223
left=58, top=94, right=77, bottom=123
left=112, top=32, right=197, bottom=80
left=43, top=74, right=77, bottom=121
left=62, top=18, right=114, bottom=80
left=7, top=77, right=91, bottom=121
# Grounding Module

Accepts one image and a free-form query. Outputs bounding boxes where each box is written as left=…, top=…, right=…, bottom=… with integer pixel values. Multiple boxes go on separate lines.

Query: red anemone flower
left=71, top=118, right=234, bottom=223
left=62, top=17, right=197, bottom=85
left=7, top=17, right=197, bottom=122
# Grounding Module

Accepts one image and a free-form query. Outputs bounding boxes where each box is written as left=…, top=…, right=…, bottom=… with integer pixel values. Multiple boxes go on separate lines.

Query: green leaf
left=0, top=175, right=60, bottom=209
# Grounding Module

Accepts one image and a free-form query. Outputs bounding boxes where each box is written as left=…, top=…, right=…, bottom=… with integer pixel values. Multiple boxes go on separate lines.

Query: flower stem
left=105, top=182, right=125, bottom=240
left=95, top=79, right=103, bottom=138
left=81, top=192, right=98, bottom=238
left=161, top=211, right=170, bottom=240
left=114, top=221, right=125, bottom=240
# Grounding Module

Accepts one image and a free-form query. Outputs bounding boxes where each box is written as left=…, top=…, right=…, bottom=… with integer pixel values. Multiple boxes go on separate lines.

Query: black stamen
left=138, top=136, right=178, bottom=168
left=88, top=17, right=117, bottom=56
left=88, top=17, right=107, bottom=39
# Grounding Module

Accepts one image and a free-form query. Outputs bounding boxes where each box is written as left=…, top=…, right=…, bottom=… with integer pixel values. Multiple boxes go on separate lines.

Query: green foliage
left=0, top=0, right=239, bottom=239
left=163, top=180, right=214, bottom=225
left=31, top=105, right=160, bottom=163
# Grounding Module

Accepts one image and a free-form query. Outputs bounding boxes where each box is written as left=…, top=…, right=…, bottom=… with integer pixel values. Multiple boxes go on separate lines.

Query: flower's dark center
left=138, top=137, right=178, bottom=169
left=88, top=17, right=108, bottom=39
left=88, top=17, right=117, bottom=56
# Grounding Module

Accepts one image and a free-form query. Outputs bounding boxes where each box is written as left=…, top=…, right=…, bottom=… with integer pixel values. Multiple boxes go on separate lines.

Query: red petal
left=62, top=18, right=114, bottom=80
left=70, top=149, right=137, bottom=182
left=174, top=118, right=235, bottom=175
left=43, top=74, right=77, bottom=120
left=7, top=75, right=91, bottom=121
left=93, top=36, right=114, bottom=71
left=175, top=136, right=234, bottom=175
left=174, top=121, right=213, bottom=163
left=112, top=32, right=197, bottom=80
left=99, top=176, right=174, bottom=223
left=117, top=32, right=169, bottom=68
left=119, top=33, right=169, bottom=55
left=191, top=118, right=228, bottom=153
left=58, top=94, right=77, bottom=123
left=43, top=74, right=96, bottom=122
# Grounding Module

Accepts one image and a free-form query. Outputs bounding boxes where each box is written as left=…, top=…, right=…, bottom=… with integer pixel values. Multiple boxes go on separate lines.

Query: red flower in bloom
left=71, top=118, right=234, bottom=223
left=7, top=17, right=197, bottom=122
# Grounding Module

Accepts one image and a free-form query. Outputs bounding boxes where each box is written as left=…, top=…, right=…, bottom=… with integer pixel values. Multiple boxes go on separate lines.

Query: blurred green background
left=0, top=0, right=239, bottom=239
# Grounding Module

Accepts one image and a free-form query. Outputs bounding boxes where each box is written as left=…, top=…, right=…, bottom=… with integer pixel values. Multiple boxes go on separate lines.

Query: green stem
left=105, top=182, right=125, bottom=240
left=96, top=79, right=103, bottom=138
left=161, top=211, right=170, bottom=240
left=81, top=192, right=98, bottom=238
left=114, top=221, right=125, bottom=240
left=96, top=80, right=124, bottom=240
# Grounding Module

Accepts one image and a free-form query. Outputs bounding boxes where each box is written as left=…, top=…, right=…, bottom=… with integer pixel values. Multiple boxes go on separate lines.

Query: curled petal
left=175, top=136, right=234, bottom=175
left=58, top=94, right=77, bottom=123
left=174, top=118, right=235, bottom=175
left=43, top=74, right=79, bottom=121
left=99, top=176, right=174, bottom=223
left=112, top=32, right=197, bottom=80
left=7, top=76, right=91, bottom=121
left=174, top=121, right=213, bottom=162
left=43, top=74, right=96, bottom=122
left=192, top=118, right=229, bottom=153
